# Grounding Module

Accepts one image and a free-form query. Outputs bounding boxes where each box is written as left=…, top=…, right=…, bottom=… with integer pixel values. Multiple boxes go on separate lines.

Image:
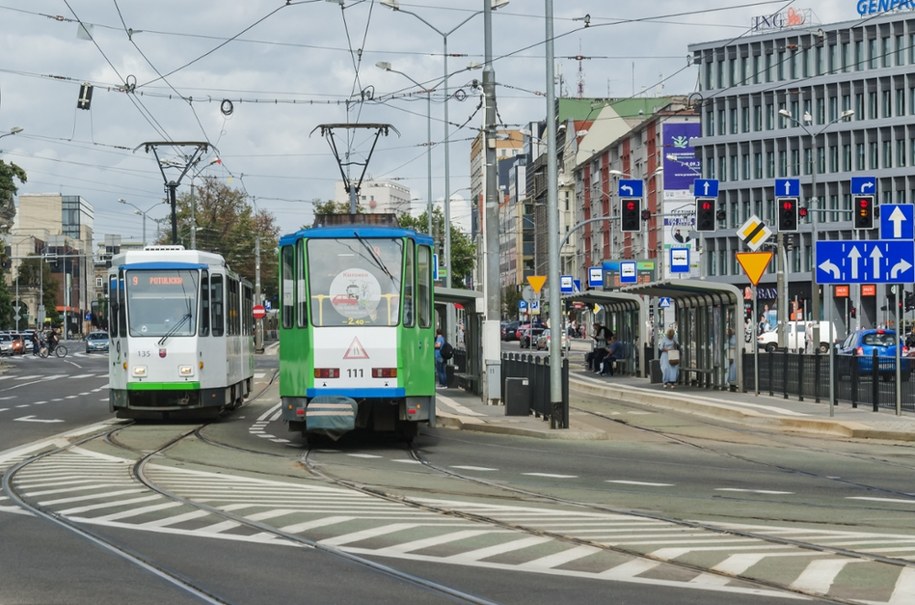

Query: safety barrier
left=501, top=352, right=569, bottom=428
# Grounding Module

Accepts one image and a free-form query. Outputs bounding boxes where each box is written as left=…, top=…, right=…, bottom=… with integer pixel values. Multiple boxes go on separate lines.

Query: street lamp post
left=0, top=126, right=23, bottom=142
left=118, top=198, right=166, bottom=247
left=376, top=61, right=434, bottom=236
left=381, top=0, right=509, bottom=288
left=778, top=108, right=854, bottom=349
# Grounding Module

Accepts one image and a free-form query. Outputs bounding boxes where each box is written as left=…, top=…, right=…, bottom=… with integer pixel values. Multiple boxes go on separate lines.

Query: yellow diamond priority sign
left=527, top=275, right=547, bottom=294
left=737, top=214, right=773, bottom=251
left=736, top=251, right=773, bottom=287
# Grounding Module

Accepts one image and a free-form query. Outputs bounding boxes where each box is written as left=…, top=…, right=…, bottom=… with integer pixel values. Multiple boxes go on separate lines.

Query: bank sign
left=751, top=8, right=810, bottom=31
left=857, top=0, right=915, bottom=15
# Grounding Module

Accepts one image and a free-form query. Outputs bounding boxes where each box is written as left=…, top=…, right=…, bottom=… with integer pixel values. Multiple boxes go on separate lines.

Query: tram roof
left=280, top=225, right=433, bottom=247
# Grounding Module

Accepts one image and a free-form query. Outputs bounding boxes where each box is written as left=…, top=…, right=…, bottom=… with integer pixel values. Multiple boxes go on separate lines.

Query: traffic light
left=906, top=291, right=914, bottom=312
left=620, top=199, right=641, bottom=232
left=853, top=195, right=875, bottom=229
left=777, top=197, right=799, bottom=232
left=696, top=198, right=716, bottom=232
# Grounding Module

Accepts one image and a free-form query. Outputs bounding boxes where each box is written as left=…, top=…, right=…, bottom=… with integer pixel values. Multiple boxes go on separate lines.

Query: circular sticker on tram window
left=329, top=268, right=382, bottom=319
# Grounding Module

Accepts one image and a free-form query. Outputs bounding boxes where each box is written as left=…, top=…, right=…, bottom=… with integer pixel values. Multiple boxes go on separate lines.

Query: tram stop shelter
left=571, top=279, right=743, bottom=391
left=434, top=287, right=484, bottom=394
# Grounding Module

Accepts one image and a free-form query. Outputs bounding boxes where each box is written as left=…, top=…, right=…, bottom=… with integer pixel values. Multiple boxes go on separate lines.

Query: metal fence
left=744, top=350, right=915, bottom=413
left=501, top=352, right=569, bottom=428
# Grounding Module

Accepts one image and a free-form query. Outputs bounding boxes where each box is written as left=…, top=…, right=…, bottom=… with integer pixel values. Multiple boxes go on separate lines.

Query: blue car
left=837, top=329, right=911, bottom=380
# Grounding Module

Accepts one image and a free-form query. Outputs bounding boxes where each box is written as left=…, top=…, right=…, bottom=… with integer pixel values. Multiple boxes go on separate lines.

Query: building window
left=898, top=139, right=907, bottom=167
left=741, top=106, right=750, bottom=133
left=718, top=109, right=725, bottom=136
left=884, top=140, right=893, bottom=168
left=897, top=35, right=905, bottom=66
left=754, top=105, right=762, bottom=130
left=754, top=152, right=762, bottom=179
left=753, top=55, right=760, bottom=84
left=766, top=151, right=775, bottom=178
left=779, top=150, right=787, bottom=176
left=777, top=50, right=786, bottom=80
left=706, top=109, right=715, bottom=136
left=830, top=145, right=839, bottom=173
left=899, top=88, right=906, bottom=116
left=869, top=38, right=877, bottom=69
left=718, top=156, right=727, bottom=181
left=742, top=153, right=750, bottom=179
left=730, top=107, right=738, bottom=134
left=869, top=141, right=879, bottom=169
left=843, top=144, right=852, bottom=171
left=856, top=143, right=865, bottom=170
left=883, top=90, right=892, bottom=118
left=790, top=149, right=800, bottom=176
left=766, top=103, right=774, bottom=129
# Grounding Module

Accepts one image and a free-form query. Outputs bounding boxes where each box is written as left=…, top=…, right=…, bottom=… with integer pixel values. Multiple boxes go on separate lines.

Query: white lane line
left=0, top=396, right=14, bottom=400
left=278, top=516, right=357, bottom=534
left=450, top=465, right=498, bottom=472
left=393, top=459, right=422, bottom=465
left=600, top=559, right=661, bottom=579
left=346, top=454, right=382, bottom=459
left=443, top=536, right=552, bottom=563
left=69, top=374, right=94, bottom=379
left=39, top=488, right=147, bottom=506
left=58, top=495, right=163, bottom=515
left=0, top=408, right=8, bottom=413
left=373, top=529, right=495, bottom=555
left=789, top=558, right=864, bottom=594
left=846, top=497, right=915, bottom=505
left=715, top=488, right=794, bottom=495
left=607, top=480, right=674, bottom=487
left=522, top=473, right=578, bottom=479
left=525, top=545, right=603, bottom=569
left=319, top=523, right=420, bottom=547
left=888, top=567, right=915, bottom=605
left=135, top=510, right=210, bottom=527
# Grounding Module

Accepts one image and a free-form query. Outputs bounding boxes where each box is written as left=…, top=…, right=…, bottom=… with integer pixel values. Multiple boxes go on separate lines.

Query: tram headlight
left=132, top=365, right=147, bottom=377
left=178, top=365, right=194, bottom=377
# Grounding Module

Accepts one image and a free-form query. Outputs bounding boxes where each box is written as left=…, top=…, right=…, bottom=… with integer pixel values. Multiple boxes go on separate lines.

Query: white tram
left=107, top=246, right=255, bottom=419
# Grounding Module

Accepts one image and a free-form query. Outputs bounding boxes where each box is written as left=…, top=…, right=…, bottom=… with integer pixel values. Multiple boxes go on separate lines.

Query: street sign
left=851, top=176, right=877, bottom=195
left=658, top=296, right=673, bottom=309
left=669, top=247, right=690, bottom=273
left=774, top=178, right=800, bottom=198
left=736, top=251, right=774, bottom=286
left=264, top=300, right=272, bottom=311
left=693, top=178, right=719, bottom=198
left=573, top=279, right=582, bottom=294
left=559, top=275, right=574, bottom=294
left=527, top=275, right=547, bottom=294
left=433, top=253, right=439, bottom=281
left=252, top=304, right=267, bottom=320
left=518, top=300, right=528, bottom=312
left=529, top=299, right=541, bottom=315
left=618, top=179, right=643, bottom=198
left=737, top=215, right=773, bottom=251
left=816, top=240, right=915, bottom=284
left=619, top=261, right=637, bottom=284
left=588, top=266, right=603, bottom=288
left=880, top=204, right=914, bottom=239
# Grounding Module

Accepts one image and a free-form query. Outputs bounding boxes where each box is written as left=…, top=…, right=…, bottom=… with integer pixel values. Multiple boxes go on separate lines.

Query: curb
left=435, top=412, right=608, bottom=441
left=571, top=376, right=915, bottom=442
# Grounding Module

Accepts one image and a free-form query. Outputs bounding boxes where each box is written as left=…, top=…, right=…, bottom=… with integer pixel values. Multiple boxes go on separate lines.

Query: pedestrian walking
left=659, top=328, right=680, bottom=388
left=434, top=328, right=448, bottom=389
left=727, top=327, right=737, bottom=388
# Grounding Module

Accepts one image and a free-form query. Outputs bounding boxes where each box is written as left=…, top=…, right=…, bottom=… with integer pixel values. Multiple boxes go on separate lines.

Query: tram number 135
left=346, top=368, right=364, bottom=378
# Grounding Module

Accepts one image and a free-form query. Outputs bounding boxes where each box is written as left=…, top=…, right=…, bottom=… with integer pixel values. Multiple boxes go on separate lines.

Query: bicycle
left=37, top=343, right=68, bottom=358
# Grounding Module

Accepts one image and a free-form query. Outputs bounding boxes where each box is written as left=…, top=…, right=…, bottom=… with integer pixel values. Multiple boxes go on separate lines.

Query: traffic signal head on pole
left=777, top=197, right=799, bottom=232
left=696, top=198, right=716, bottom=232
left=620, top=198, right=641, bottom=232
left=853, top=195, right=875, bottom=229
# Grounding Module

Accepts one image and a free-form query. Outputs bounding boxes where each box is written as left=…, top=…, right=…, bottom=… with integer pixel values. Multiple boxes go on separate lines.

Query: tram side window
left=200, top=271, right=210, bottom=336
left=228, top=278, right=240, bottom=336
left=417, top=245, right=432, bottom=328
left=281, top=245, right=294, bottom=329
left=296, top=240, right=307, bottom=328
left=211, top=274, right=224, bottom=337
left=108, top=276, right=119, bottom=338
left=243, top=283, right=253, bottom=335
left=403, top=243, right=415, bottom=327
left=118, top=275, right=127, bottom=336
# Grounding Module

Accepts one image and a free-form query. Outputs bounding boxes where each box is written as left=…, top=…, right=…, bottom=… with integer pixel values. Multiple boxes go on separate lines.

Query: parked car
left=518, top=325, right=545, bottom=349
left=757, top=321, right=838, bottom=353
left=20, top=330, right=36, bottom=354
left=535, top=330, right=569, bottom=352
left=501, top=321, right=520, bottom=341
left=837, top=328, right=911, bottom=380
left=85, top=331, right=110, bottom=353
left=0, top=333, right=14, bottom=356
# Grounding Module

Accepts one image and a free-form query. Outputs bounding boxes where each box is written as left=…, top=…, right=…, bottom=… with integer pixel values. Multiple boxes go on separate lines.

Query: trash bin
left=650, top=359, right=662, bottom=384
left=504, top=377, right=530, bottom=416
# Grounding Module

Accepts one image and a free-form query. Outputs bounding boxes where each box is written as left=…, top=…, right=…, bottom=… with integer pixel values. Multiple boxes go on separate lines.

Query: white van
left=757, top=321, right=838, bottom=353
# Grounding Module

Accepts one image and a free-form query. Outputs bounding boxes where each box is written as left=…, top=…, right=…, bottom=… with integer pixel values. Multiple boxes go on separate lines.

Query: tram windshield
left=307, top=238, right=403, bottom=327
left=125, top=270, right=199, bottom=337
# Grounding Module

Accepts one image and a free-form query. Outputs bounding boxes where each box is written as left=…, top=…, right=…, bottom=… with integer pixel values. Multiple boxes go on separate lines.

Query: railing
left=501, top=352, right=569, bottom=428
left=743, top=350, right=915, bottom=413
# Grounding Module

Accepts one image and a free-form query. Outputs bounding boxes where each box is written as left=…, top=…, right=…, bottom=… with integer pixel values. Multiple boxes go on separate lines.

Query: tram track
left=2, top=371, right=499, bottom=605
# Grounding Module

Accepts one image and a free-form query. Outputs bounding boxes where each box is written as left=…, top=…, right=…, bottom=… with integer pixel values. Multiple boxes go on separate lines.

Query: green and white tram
left=277, top=224, right=436, bottom=440
left=107, top=246, right=255, bottom=419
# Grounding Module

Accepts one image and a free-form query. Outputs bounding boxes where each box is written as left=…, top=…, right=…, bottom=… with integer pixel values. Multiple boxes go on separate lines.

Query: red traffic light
left=798, top=207, right=808, bottom=219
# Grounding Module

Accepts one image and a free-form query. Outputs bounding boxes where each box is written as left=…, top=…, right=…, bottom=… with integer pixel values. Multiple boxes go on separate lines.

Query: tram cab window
left=296, top=240, right=307, bottom=328
left=307, top=238, right=402, bottom=327
left=417, top=245, right=432, bottom=328
left=200, top=271, right=210, bottom=336
left=125, top=270, right=199, bottom=337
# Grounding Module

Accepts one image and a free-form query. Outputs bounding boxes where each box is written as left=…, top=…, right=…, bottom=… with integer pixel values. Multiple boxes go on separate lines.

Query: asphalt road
left=2, top=348, right=913, bottom=604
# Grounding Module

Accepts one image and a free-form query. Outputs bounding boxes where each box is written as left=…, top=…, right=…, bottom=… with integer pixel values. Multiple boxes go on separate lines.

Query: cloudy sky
left=0, top=1, right=863, bottom=243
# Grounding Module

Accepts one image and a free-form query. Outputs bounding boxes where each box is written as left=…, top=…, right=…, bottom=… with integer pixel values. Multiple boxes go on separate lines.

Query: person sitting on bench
left=598, top=335, right=623, bottom=376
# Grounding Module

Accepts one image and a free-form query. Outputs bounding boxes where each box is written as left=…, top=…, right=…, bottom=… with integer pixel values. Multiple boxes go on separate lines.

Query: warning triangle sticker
left=343, top=337, right=370, bottom=360
left=735, top=251, right=773, bottom=287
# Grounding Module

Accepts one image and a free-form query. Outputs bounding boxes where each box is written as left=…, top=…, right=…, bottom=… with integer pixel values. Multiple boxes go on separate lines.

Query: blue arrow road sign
left=559, top=275, right=574, bottom=294
left=816, top=240, right=915, bottom=284
left=693, top=179, right=719, bottom=198
left=851, top=176, right=877, bottom=195
left=774, top=178, right=800, bottom=198
left=588, top=266, right=603, bottom=288
left=618, top=179, right=644, bottom=199
left=880, top=204, right=914, bottom=240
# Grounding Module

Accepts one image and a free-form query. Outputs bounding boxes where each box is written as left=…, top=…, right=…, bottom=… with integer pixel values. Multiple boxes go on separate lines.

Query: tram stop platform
left=434, top=369, right=915, bottom=444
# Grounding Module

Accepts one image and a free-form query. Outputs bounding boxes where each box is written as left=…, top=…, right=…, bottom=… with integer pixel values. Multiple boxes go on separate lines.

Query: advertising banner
left=662, top=122, right=702, bottom=197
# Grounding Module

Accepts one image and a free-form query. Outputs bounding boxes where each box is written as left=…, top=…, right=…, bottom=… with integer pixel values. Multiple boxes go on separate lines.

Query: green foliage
left=166, top=178, right=281, bottom=305
left=398, top=209, right=475, bottom=288
left=14, top=256, right=58, bottom=326
left=502, top=286, right=522, bottom=319
left=0, top=159, right=27, bottom=227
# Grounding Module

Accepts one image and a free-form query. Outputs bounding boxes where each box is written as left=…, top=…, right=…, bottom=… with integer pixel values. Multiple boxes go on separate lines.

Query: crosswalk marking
left=789, top=558, right=863, bottom=594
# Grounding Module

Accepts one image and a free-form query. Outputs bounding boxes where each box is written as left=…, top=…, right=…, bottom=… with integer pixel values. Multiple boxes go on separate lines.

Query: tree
left=165, top=178, right=281, bottom=306
left=16, top=256, right=58, bottom=326
left=0, top=159, right=27, bottom=327
left=398, top=209, right=475, bottom=288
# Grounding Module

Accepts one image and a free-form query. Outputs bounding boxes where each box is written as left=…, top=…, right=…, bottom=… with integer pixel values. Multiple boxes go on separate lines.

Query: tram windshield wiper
left=158, top=312, right=192, bottom=346
left=353, top=232, right=397, bottom=285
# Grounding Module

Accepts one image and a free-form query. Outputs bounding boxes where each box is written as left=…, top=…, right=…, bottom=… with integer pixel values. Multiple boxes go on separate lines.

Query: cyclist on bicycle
left=47, top=328, right=59, bottom=354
